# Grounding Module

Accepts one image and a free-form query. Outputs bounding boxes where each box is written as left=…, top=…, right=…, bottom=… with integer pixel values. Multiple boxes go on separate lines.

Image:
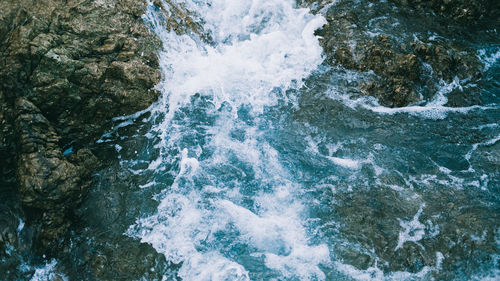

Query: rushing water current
left=124, top=1, right=330, bottom=279
left=9, top=0, right=500, bottom=280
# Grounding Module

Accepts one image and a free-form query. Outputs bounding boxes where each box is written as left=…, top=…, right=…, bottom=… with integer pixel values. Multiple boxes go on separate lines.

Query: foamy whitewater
left=94, top=0, right=499, bottom=280
left=124, top=0, right=330, bottom=280
left=1, top=0, right=498, bottom=280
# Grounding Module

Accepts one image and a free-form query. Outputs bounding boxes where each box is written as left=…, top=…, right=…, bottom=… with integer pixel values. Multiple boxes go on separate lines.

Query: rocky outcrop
left=1, top=0, right=161, bottom=145
left=15, top=98, right=98, bottom=251
left=0, top=0, right=161, bottom=253
left=389, top=0, right=500, bottom=23
left=299, top=0, right=491, bottom=107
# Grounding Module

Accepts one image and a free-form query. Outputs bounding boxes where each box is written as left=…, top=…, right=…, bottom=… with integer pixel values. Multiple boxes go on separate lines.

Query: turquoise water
left=9, top=0, right=499, bottom=280
left=106, top=1, right=499, bottom=279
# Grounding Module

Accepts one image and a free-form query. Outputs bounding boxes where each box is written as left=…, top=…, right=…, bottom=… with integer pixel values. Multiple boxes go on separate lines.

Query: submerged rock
left=300, top=0, right=490, bottom=107
left=389, top=0, right=500, bottom=23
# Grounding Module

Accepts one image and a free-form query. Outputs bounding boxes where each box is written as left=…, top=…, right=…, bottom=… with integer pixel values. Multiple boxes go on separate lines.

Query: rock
left=0, top=91, right=21, bottom=252
left=304, top=0, right=487, bottom=107
left=0, top=0, right=161, bottom=146
left=0, top=206, right=18, bottom=246
left=390, top=0, right=500, bottom=23
left=0, top=0, right=161, bottom=254
left=14, top=98, right=98, bottom=251
left=64, top=234, right=168, bottom=280
left=62, top=164, right=169, bottom=280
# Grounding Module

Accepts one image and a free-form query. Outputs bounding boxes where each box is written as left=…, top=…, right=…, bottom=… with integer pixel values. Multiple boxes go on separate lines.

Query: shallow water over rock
left=2, top=0, right=499, bottom=280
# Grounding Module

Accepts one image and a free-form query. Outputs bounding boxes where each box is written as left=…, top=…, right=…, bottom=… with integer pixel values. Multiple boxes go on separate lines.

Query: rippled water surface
left=15, top=0, right=500, bottom=280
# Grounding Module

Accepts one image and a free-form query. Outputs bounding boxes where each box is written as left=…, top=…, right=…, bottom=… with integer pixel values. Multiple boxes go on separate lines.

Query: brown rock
left=308, top=0, right=485, bottom=107
left=14, top=98, right=98, bottom=251
left=0, top=0, right=161, bottom=253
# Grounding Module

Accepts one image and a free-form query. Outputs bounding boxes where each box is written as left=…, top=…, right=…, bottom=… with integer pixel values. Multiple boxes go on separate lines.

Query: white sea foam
left=305, top=134, right=372, bottom=170
left=177, top=252, right=250, bottom=281
left=326, top=156, right=362, bottom=169
left=395, top=205, right=426, bottom=250
left=128, top=0, right=330, bottom=279
left=148, top=0, right=326, bottom=122
left=29, top=259, right=67, bottom=281
left=478, top=47, right=500, bottom=71
left=465, top=134, right=500, bottom=170
left=326, top=77, right=494, bottom=120
left=17, top=218, right=25, bottom=233
left=335, top=252, right=444, bottom=281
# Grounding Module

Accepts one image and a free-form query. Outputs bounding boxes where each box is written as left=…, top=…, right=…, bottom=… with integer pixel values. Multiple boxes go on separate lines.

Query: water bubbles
left=128, top=0, right=330, bottom=279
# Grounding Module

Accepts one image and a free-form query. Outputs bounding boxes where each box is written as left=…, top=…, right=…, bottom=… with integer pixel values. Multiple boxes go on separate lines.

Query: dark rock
left=302, top=0, right=486, bottom=107
left=0, top=0, right=161, bottom=146
left=390, top=0, right=500, bottom=23
left=60, top=163, right=171, bottom=280
left=0, top=205, right=19, bottom=246
left=0, top=0, right=161, bottom=255
left=323, top=182, right=500, bottom=277
left=0, top=91, right=21, bottom=252
left=14, top=98, right=98, bottom=251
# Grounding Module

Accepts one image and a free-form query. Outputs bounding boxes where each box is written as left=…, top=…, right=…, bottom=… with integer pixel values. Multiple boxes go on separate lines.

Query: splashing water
left=1, top=0, right=499, bottom=280
left=90, top=0, right=500, bottom=280
left=29, top=260, right=68, bottom=281
left=125, top=0, right=330, bottom=280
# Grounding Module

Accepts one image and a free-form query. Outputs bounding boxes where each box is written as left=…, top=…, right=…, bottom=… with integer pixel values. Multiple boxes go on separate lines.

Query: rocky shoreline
left=300, top=0, right=499, bottom=107
left=0, top=0, right=498, bottom=280
left=1, top=0, right=160, bottom=264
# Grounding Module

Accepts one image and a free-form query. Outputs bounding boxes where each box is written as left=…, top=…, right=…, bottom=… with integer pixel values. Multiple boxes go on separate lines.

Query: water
left=5, top=0, right=499, bottom=280
left=94, top=0, right=500, bottom=279
left=124, top=1, right=330, bottom=279
left=122, top=1, right=499, bottom=279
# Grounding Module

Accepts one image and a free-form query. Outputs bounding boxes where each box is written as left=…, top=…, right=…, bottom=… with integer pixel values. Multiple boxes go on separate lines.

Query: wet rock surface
left=0, top=93, right=19, bottom=247
left=299, top=0, right=497, bottom=107
left=291, top=2, right=500, bottom=276
left=60, top=163, right=172, bottom=281
left=294, top=66, right=499, bottom=280
left=0, top=0, right=161, bottom=145
left=0, top=0, right=161, bottom=273
left=390, top=0, right=500, bottom=23
left=14, top=98, right=98, bottom=252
